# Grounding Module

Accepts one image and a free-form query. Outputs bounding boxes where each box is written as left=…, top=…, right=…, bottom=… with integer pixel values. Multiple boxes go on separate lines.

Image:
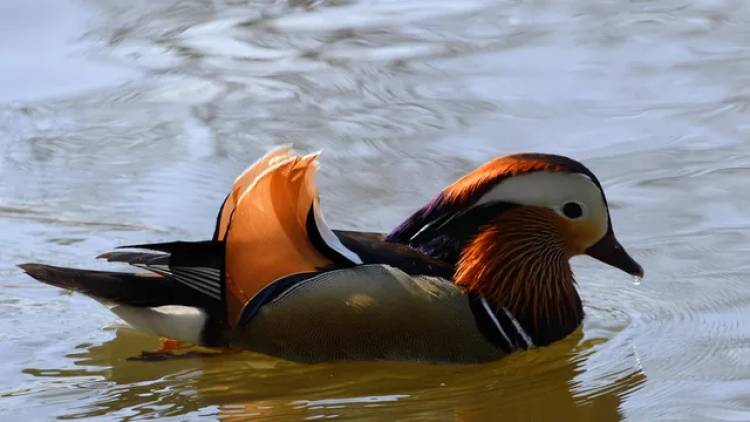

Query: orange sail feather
left=223, top=150, right=336, bottom=326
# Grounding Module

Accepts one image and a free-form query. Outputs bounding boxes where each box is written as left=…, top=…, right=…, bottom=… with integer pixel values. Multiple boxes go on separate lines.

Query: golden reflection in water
left=23, top=328, right=645, bottom=420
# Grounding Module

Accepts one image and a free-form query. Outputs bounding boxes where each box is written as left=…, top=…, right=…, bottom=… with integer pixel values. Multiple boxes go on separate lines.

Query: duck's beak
left=585, top=230, right=643, bottom=278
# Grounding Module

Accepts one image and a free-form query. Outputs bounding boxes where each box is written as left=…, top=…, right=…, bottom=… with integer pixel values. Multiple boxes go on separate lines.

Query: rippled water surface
left=3, top=0, right=750, bottom=420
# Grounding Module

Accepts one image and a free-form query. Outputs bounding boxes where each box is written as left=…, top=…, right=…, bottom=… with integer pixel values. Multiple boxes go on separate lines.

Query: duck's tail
left=19, top=263, right=187, bottom=307
left=19, top=241, right=228, bottom=344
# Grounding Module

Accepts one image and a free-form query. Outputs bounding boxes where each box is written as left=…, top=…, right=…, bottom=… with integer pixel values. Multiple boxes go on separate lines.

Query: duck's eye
left=562, top=202, right=583, bottom=219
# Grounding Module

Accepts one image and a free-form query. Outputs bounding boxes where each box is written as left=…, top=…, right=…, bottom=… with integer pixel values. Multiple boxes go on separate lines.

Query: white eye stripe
left=476, top=172, right=598, bottom=207
left=474, top=171, right=609, bottom=245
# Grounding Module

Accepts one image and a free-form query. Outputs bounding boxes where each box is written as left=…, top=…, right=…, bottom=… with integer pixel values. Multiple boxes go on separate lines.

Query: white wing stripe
left=173, top=275, right=221, bottom=300
left=173, top=272, right=221, bottom=296
left=183, top=267, right=221, bottom=278
left=177, top=268, right=222, bottom=290
left=142, top=266, right=222, bottom=300
left=312, top=199, right=363, bottom=264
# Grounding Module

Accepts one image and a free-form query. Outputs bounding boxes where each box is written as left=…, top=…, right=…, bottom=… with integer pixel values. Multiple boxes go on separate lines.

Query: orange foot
left=159, top=338, right=182, bottom=352
left=132, top=338, right=184, bottom=361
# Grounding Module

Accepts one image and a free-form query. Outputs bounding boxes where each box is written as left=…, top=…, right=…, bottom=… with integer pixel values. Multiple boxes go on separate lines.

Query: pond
left=2, top=0, right=750, bottom=420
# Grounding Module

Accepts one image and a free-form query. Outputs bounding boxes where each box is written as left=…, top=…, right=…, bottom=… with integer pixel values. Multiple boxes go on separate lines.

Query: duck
left=20, top=146, right=643, bottom=363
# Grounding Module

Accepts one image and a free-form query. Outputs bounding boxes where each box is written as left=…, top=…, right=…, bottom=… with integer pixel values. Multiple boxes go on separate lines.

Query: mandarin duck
left=20, top=147, right=643, bottom=363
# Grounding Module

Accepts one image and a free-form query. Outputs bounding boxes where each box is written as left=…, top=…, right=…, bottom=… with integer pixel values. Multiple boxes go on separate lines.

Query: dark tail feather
left=97, top=251, right=169, bottom=266
left=19, top=263, right=212, bottom=308
left=116, top=241, right=224, bottom=269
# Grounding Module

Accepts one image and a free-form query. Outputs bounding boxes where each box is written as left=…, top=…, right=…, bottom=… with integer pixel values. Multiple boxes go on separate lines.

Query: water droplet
left=632, top=275, right=642, bottom=286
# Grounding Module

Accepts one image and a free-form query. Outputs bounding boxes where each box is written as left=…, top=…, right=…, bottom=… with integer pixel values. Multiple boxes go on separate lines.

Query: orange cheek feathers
left=557, top=218, right=604, bottom=257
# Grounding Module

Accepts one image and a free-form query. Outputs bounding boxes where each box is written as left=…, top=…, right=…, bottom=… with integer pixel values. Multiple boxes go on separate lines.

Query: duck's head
left=387, top=153, right=642, bottom=341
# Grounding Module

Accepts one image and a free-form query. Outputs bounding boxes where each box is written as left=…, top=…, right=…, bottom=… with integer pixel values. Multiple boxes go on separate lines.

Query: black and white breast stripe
left=470, top=295, right=534, bottom=353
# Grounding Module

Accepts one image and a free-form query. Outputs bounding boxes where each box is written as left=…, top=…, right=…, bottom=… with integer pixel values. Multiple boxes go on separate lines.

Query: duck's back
left=233, top=264, right=504, bottom=363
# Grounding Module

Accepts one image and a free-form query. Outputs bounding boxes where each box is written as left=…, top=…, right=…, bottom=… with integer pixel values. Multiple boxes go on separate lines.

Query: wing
left=333, top=230, right=453, bottom=278
left=99, top=241, right=225, bottom=303
left=114, top=148, right=366, bottom=327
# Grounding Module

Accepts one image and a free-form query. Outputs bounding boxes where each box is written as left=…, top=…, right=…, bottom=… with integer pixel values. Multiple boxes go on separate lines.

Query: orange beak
left=585, top=230, right=643, bottom=278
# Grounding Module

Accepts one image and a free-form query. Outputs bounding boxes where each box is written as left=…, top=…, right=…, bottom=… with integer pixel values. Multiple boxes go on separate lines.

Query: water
left=1, top=0, right=749, bottom=420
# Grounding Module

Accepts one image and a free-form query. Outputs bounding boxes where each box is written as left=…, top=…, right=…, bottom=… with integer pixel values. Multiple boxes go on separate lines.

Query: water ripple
left=3, top=0, right=750, bottom=419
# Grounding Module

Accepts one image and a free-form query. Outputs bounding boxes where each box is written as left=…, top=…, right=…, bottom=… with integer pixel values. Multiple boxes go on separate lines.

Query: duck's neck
left=455, top=208, right=583, bottom=346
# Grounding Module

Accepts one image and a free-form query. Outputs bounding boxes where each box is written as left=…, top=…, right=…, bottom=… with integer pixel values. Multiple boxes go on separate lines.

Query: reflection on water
left=18, top=328, right=642, bottom=420
left=2, top=0, right=750, bottom=420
